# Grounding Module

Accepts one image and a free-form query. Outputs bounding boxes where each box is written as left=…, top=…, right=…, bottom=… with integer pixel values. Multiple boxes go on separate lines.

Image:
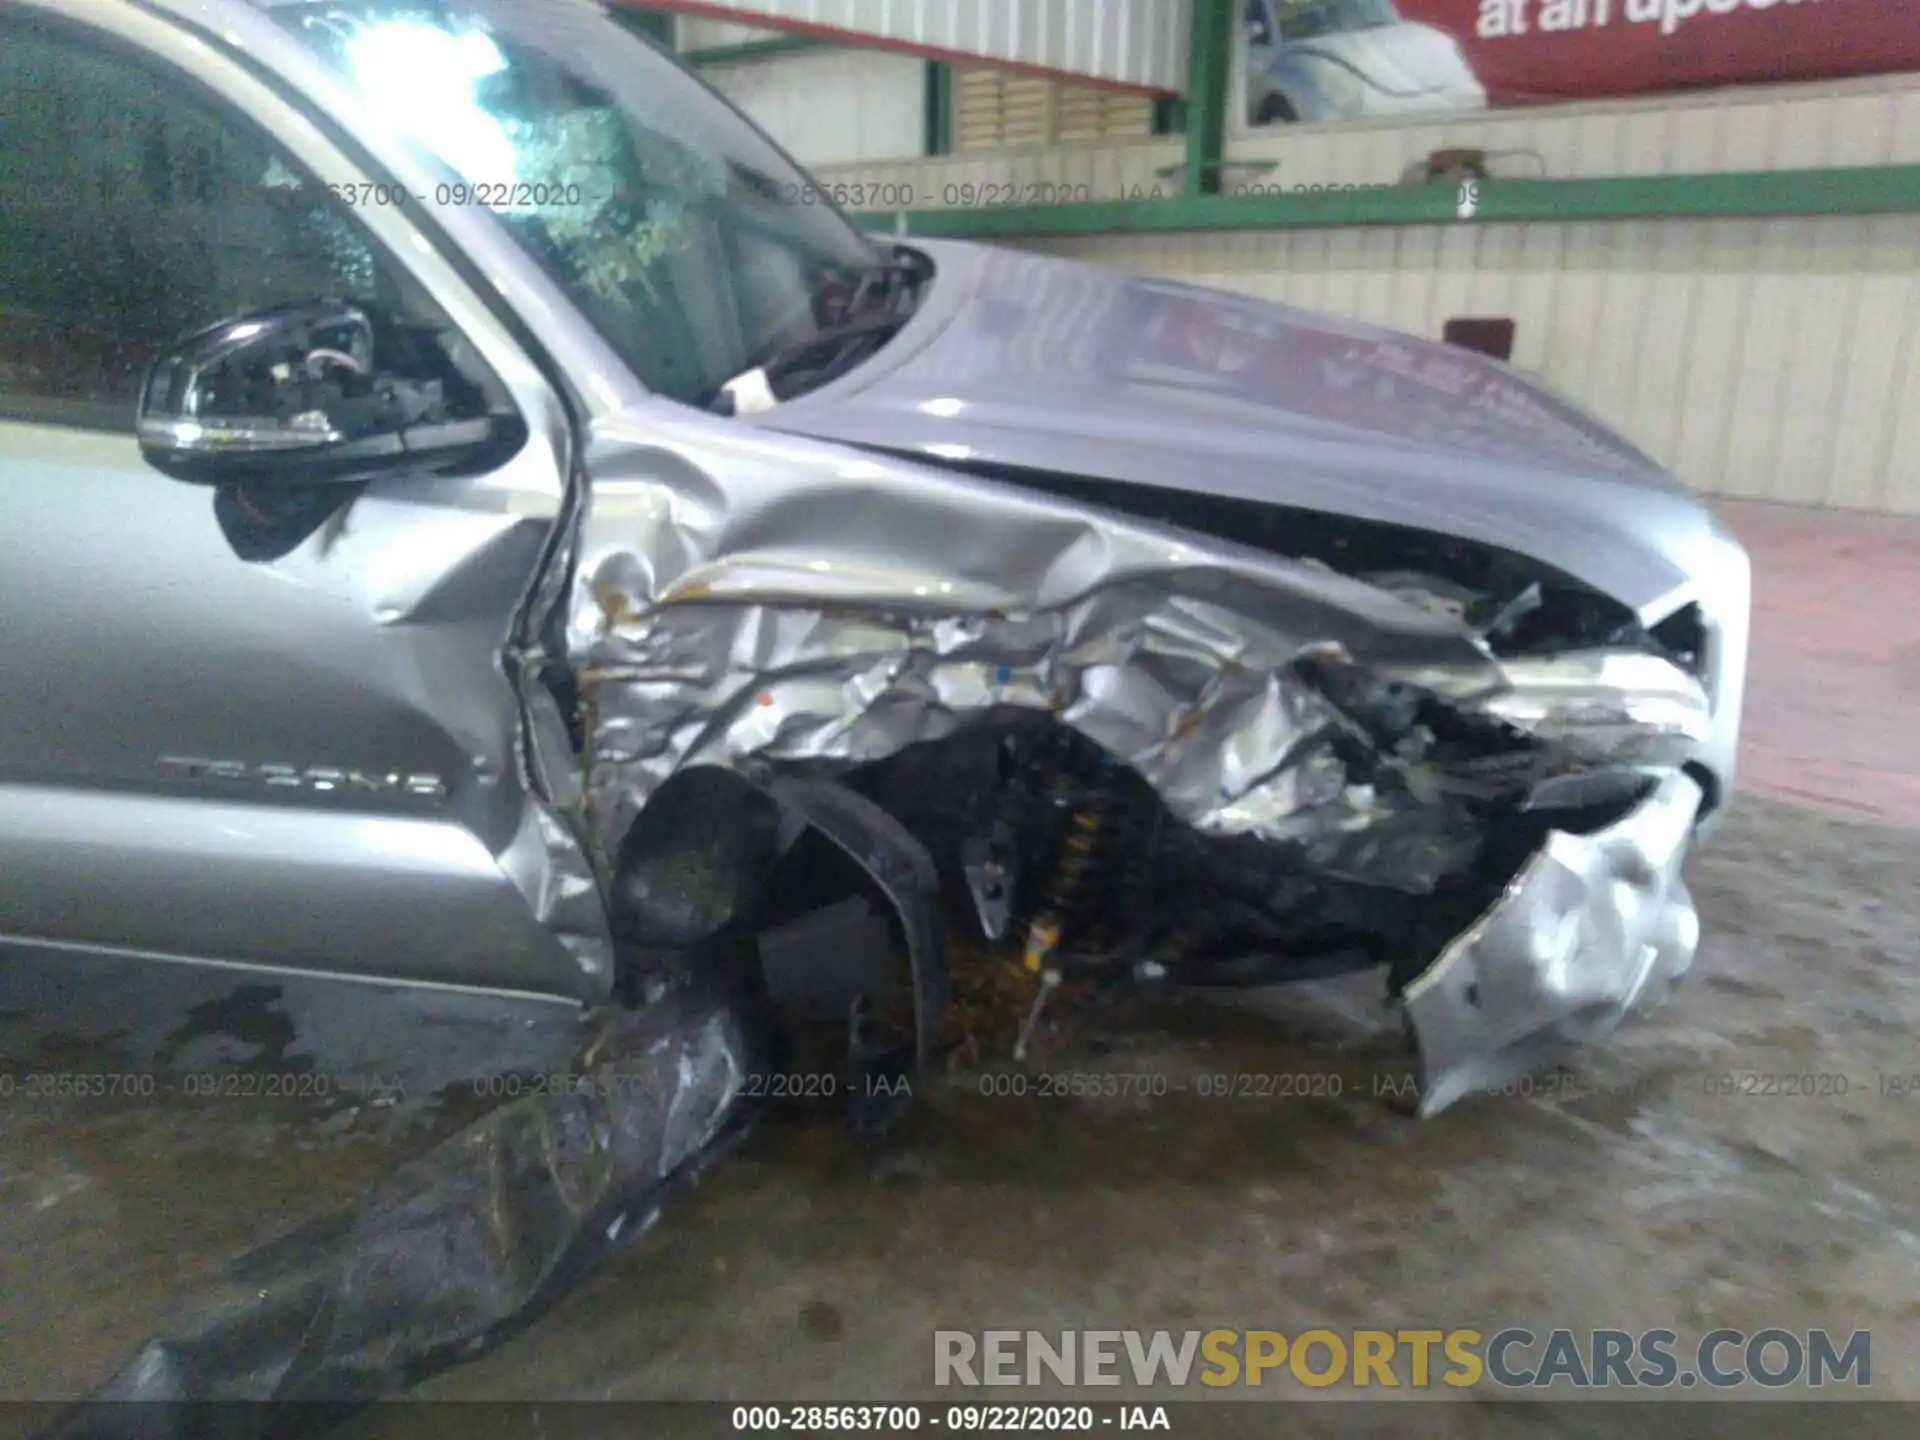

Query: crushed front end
left=538, top=412, right=1743, bottom=1119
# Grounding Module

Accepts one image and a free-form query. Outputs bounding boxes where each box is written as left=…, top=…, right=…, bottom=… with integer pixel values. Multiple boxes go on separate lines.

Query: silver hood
left=754, top=238, right=1736, bottom=624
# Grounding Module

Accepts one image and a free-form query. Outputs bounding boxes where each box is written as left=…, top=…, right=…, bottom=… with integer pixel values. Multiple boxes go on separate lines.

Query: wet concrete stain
left=5, top=794, right=1920, bottom=1414
left=799, top=1299, right=846, bottom=1342
left=155, top=983, right=296, bottom=1066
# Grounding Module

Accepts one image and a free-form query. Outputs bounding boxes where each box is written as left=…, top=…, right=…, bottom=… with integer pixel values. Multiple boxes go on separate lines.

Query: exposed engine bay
left=554, top=445, right=1718, bottom=1123
left=841, top=498, right=1711, bottom=1101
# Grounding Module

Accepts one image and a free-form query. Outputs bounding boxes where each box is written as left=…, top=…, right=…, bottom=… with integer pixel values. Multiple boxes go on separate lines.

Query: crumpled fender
left=1402, top=770, right=1704, bottom=1115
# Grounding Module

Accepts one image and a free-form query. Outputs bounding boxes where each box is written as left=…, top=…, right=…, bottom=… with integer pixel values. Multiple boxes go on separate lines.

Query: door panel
left=0, top=4, right=601, bottom=998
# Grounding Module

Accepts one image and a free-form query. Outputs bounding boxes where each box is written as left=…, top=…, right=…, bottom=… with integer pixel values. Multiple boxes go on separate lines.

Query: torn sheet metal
left=567, top=422, right=1709, bottom=897
left=496, top=797, right=617, bottom=988
left=547, top=409, right=1721, bottom=1119
left=1402, top=769, right=1704, bottom=1116
left=1426, top=648, right=1714, bottom=769
left=46, top=975, right=760, bottom=1440
left=583, top=586, right=1362, bottom=859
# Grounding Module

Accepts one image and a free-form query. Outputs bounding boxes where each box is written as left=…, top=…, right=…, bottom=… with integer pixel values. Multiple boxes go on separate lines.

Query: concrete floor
left=4, top=499, right=1918, bottom=1423
left=1728, top=500, right=1920, bottom=829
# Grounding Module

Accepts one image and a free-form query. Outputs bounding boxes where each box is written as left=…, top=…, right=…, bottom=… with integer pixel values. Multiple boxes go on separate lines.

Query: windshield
left=273, top=0, right=883, bottom=406
left=1274, top=0, right=1401, bottom=41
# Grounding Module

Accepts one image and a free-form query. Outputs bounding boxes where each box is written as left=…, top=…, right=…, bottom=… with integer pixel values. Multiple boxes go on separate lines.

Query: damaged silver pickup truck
left=0, top=0, right=1749, bottom=1121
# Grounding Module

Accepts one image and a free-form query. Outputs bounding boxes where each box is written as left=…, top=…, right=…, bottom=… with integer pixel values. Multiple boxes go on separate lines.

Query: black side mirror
left=137, top=299, right=505, bottom=488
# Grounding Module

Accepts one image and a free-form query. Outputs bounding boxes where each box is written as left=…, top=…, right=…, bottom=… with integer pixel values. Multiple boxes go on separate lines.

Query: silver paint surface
left=568, top=402, right=1715, bottom=849
left=1, top=0, right=612, bottom=1001
left=1404, top=769, right=1705, bottom=1116
left=550, top=238, right=1739, bottom=1099
left=562, top=391, right=1717, bottom=1085
left=757, top=237, right=1751, bottom=794
left=569, top=406, right=1480, bottom=860
left=1467, top=648, right=1716, bottom=767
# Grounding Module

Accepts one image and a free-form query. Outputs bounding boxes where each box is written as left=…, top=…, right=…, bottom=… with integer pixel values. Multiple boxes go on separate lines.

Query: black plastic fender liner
left=764, top=777, right=951, bottom=1073
left=42, top=970, right=766, bottom=1440
left=608, top=768, right=786, bottom=953
left=604, top=767, right=948, bottom=1071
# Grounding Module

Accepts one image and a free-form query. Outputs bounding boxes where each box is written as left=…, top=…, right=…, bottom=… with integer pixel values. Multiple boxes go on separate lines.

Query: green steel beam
left=684, top=34, right=834, bottom=66
left=854, top=164, right=1920, bottom=237
left=1183, top=0, right=1234, bottom=196
left=924, top=61, right=952, bottom=157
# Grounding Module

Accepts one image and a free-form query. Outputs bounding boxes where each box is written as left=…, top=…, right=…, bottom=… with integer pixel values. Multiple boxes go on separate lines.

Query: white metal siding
left=814, top=136, right=1186, bottom=211
left=654, top=0, right=1189, bottom=91
left=812, top=78, right=1920, bottom=207
left=1013, top=216, right=1920, bottom=515
left=706, top=48, right=928, bottom=166
left=1225, top=73, right=1920, bottom=188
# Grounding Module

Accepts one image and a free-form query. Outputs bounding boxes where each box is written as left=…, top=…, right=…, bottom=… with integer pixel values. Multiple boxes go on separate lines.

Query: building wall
left=667, top=0, right=1191, bottom=92
left=678, top=16, right=928, bottom=167
left=704, top=47, right=928, bottom=166
left=819, top=74, right=1920, bottom=200
left=683, top=29, right=1169, bottom=170
left=809, top=74, right=1920, bottom=514
left=829, top=136, right=1188, bottom=212
left=1014, top=215, right=1920, bottom=514
left=1221, top=73, right=1920, bottom=188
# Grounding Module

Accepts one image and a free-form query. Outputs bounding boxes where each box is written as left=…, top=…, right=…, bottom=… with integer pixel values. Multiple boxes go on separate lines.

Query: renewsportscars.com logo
left=933, top=1328, right=1872, bottom=1390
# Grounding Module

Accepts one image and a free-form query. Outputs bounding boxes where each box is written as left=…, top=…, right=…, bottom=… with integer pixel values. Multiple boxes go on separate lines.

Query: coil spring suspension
left=1003, top=730, right=1159, bottom=978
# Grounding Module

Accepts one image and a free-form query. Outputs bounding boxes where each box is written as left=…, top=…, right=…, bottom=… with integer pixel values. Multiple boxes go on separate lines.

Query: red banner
left=1241, top=0, right=1920, bottom=127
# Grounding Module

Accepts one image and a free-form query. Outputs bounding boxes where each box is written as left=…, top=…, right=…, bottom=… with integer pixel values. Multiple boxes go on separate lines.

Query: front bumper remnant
left=1403, top=769, right=1704, bottom=1116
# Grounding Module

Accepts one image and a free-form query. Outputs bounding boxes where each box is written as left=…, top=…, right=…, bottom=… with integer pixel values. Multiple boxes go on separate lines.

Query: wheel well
left=1256, top=91, right=1298, bottom=124
left=604, top=768, right=940, bottom=1075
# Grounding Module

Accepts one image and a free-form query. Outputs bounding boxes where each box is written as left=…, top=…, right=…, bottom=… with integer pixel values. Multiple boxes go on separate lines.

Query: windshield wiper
left=838, top=245, right=927, bottom=322
left=704, top=246, right=928, bottom=415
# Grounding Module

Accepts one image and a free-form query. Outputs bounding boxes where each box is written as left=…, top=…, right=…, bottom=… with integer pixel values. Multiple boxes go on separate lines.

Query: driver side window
left=1244, top=1, right=1274, bottom=46
left=0, top=11, right=405, bottom=431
